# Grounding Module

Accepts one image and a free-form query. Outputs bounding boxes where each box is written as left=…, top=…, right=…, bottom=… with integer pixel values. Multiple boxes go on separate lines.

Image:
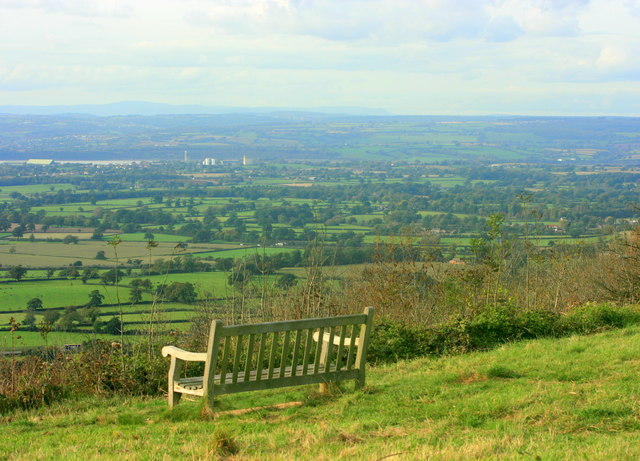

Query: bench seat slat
left=175, top=364, right=354, bottom=389
left=174, top=364, right=359, bottom=397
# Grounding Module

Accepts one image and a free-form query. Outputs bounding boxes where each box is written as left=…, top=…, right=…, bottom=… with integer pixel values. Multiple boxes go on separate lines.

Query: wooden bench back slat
left=302, top=328, right=314, bottom=375
left=279, top=331, right=291, bottom=378
left=291, top=329, right=303, bottom=377
left=323, top=326, right=335, bottom=372
left=244, top=334, right=256, bottom=383
left=231, top=335, right=243, bottom=383
left=256, top=332, right=267, bottom=382
left=346, top=324, right=358, bottom=370
left=267, top=332, right=279, bottom=380
left=313, top=327, right=324, bottom=375
left=335, top=325, right=347, bottom=370
left=218, top=336, right=232, bottom=384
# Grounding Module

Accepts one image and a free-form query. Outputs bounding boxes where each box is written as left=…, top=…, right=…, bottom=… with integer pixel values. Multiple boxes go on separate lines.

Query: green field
left=0, top=239, right=243, bottom=267
left=4, top=324, right=640, bottom=459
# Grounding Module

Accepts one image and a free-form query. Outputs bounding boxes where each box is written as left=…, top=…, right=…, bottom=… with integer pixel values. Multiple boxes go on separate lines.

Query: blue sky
left=0, top=0, right=639, bottom=115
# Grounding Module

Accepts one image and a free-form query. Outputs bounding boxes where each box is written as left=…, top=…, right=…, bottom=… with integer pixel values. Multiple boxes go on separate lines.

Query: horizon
left=1, top=1, right=639, bottom=116
left=1, top=100, right=639, bottom=118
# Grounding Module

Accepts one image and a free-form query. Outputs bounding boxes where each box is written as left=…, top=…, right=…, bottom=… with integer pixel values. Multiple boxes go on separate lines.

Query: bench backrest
left=203, top=306, right=374, bottom=396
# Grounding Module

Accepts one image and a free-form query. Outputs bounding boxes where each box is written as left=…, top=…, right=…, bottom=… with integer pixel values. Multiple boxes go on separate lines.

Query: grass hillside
left=5, top=326, right=640, bottom=460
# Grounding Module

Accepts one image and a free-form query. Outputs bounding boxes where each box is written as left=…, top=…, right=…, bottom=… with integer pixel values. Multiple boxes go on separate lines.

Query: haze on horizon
left=0, top=0, right=639, bottom=116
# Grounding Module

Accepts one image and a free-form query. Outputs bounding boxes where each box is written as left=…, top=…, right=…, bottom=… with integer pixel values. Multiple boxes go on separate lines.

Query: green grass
left=0, top=270, right=233, bottom=313
left=0, top=330, right=120, bottom=348
left=4, top=325, right=640, bottom=459
left=0, top=183, right=76, bottom=199
left=195, top=247, right=299, bottom=259
left=0, top=280, right=128, bottom=312
left=0, top=239, right=242, bottom=267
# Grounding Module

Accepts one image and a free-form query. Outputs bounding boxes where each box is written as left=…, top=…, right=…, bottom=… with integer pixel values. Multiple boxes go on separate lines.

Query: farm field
left=0, top=239, right=244, bottom=267
left=0, top=272, right=230, bottom=313
left=1, top=156, right=637, bottom=351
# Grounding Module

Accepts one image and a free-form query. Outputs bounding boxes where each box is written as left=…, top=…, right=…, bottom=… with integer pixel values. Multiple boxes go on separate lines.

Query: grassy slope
left=4, top=326, right=640, bottom=460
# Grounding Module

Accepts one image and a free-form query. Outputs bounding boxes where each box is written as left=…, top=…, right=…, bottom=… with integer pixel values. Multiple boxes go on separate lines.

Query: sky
left=0, top=0, right=639, bottom=115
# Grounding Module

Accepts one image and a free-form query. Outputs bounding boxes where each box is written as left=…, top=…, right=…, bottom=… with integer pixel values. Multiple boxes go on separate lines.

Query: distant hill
left=0, top=101, right=390, bottom=117
left=0, top=111, right=637, bottom=163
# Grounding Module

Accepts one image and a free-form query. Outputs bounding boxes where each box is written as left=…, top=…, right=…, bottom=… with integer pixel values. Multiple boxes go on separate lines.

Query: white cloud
left=0, top=0, right=132, bottom=17
left=0, top=0, right=638, bottom=114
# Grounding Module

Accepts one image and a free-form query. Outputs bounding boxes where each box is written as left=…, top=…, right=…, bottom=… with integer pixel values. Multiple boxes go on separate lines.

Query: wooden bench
left=161, top=306, right=374, bottom=411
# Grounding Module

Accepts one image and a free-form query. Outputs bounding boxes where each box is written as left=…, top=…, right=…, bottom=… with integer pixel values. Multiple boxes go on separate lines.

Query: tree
left=277, top=273, right=298, bottom=289
left=11, top=225, right=25, bottom=239
left=23, top=311, right=36, bottom=330
left=129, top=286, right=143, bottom=304
left=7, top=265, right=27, bottom=281
left=81, top=268, right=99, bottom=284
left=100, top=268, right=125, bottom=285
left=95, top=250, right=107, bottom=260
left=63, top=235, right=79, bottom=244
left=46, top=268, right=55, bottom=279
left=87, top=290, right=104, bottom=308
left=58, top=306, right=83, bottom=330
left=101, top=316, right=122, bottom=335
left=163, top=282, right=197, bottom=303
left=82, top=306, right=101, bottom=324
left=42, top=309, right=60, bottom=325
left=26, top=297, right=43, bottom=311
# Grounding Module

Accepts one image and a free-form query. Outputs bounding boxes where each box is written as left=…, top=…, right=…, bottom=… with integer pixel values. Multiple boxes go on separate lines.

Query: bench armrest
left=161, top=345, right=207, bottom=362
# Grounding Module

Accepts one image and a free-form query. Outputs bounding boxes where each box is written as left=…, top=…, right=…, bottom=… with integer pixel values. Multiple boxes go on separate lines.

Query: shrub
left=366, top=303, right=640, bottom=365
left=0, top=340, right=169, bottom=413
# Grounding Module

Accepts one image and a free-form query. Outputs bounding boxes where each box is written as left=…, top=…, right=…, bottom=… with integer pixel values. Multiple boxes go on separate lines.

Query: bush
left=561, top=303, right=640, bottom=335
left=366, top=303, right=640, bottom=364
left=0, top=340, right=169, bottom=413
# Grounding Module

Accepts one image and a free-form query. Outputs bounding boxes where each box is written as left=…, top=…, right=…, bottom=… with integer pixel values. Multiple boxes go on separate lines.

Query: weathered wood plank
left=268, top=332, right=278, bottom=380
left=202, top=319, right=224, bottom=406
left=218, top=336, right=232, bottom=384
left=213, top=368, right=360, bottom=396
left=346, top=324, right=358, bottom=370
left=290, top=329, right=302, bottom=377
left=222, top=314, right=367, bottom=336
left=335, top=325, right=347, bottom=371
left=244, top=334, right=256, bottom=383
left=279, top=331, right=291, bottom=379
left=355, top=306, right=375, bottom=389
left=324, top=326, right=335, bottom=373
left=313, top=327, right=324, bottom=375
left=161, top=346, right=207, bottom=362
left=256, top=332, right=267, bottom=382
left=231, top=335, right=243, bottom=383
left=302, top=328, right=313, bottom=376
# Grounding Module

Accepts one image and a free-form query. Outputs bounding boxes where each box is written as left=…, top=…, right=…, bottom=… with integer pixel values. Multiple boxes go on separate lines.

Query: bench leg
left=319, top=382, right=330, bottom=395
left=201, top=397, right=215, bottom=417
left=167, top=357, right=184, bottom=409
left=168, top=389, right=182, bottom=409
